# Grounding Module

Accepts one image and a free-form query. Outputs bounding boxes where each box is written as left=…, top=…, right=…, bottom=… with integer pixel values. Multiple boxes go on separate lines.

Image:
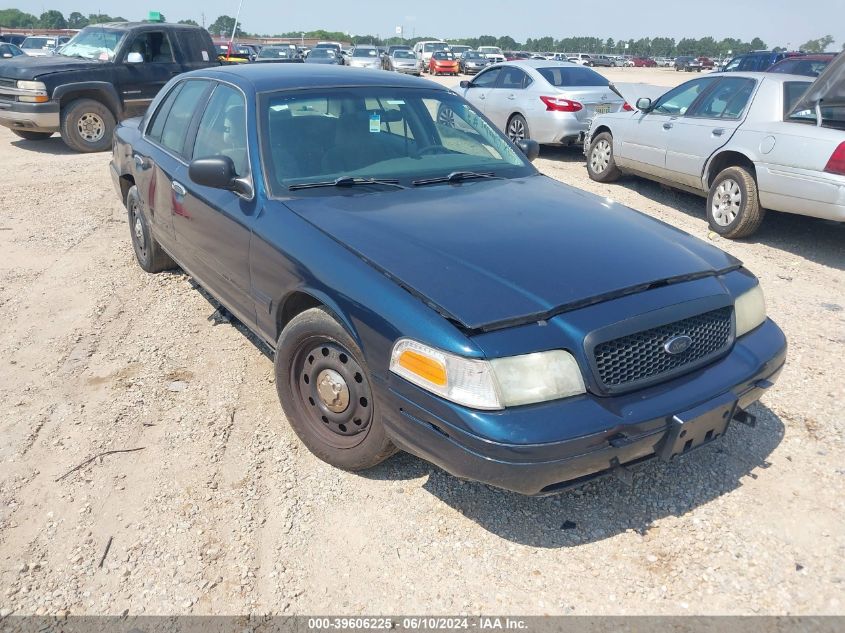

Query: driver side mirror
left=126, top=51, right=144, bottom=64
left=635, top=97, right=653, bottom=112
left=516, top=139, right=540, bottom=162
left=460, top=80, right=471, bottom=89
left=189, top=156, right=251, bottom=197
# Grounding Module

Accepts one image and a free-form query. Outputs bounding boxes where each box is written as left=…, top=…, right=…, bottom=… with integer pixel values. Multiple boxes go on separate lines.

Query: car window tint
left=147, top=82, right=184, bottom=142
left=126, top=31, right=174, bottom=63
left=158, top=80, right=211, bottom=156
left=724, top=58, right=741, bottom=72
left=688, top=77, right=756, bottom=119
left=652, top=78, right=717, bottom=115
left=782, top=81, right=813, bottom=118
left=499, top=67, right=530, bottom=89
left=537, top=66, right=607, bottom=87
left=472, top=67, right=502, bottom=88
left=180, top=30, right=212, bottom=63
left=193, top=84, right=248, bottom=177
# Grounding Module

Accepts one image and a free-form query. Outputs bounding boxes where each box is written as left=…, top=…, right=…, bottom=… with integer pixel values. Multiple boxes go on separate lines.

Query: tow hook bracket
left=609, top=457, right=634, bottom=488
left=733, top=409, right=757, bottom=428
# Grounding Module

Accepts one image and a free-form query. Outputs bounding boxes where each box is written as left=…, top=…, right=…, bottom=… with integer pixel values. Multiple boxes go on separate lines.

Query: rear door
left=620, top=77, right=717, bottom=177
left=664, top=76, right=757, bottom=188
left=140, top=79, right=213, bottom=251
left=174, top=82, right=257, bottom=326
left=461, top=66, right=503, bottom=115
left=484, top=66, right=531, bottom=129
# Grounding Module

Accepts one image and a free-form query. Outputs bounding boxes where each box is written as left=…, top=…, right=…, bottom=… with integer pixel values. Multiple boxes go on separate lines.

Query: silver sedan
left=386, top=50, right=422, bottom=75
left=585, top=58, right=845, bottom=238
left=454, top=61, right=626, bottom=145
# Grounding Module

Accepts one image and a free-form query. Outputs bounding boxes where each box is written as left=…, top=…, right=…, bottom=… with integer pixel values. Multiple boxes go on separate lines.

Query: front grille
left=592, top=306, right=733, bottom=392
left=0, top=78, right=14, bottom=89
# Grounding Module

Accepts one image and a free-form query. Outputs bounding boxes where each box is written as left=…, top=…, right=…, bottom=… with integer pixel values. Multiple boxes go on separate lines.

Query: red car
left=697, top=56, right=715, bottom=69
left=429, top=51, right=459, bottom=75
left=768, top=53, right=836, bottom=77
left=631, top=57, right=657, bottom=67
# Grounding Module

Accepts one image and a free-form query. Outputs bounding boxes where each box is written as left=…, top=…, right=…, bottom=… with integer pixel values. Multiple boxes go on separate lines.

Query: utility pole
left=201, top=12, right=205, bottom=29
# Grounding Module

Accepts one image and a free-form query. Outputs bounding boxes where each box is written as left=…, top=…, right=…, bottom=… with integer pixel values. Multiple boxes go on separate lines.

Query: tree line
left=1, top=8, right=840, bottom=56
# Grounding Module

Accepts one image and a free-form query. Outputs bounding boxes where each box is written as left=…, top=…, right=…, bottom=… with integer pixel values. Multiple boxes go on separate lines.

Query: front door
left=484, top=66, right=531, bottom=132
left=117, top=30, right=182, bottom=116
left=461, top=66, right=503, bottom=115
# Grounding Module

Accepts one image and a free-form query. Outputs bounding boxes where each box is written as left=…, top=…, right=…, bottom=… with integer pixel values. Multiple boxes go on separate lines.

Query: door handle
left=507, top=93, right=515, bottom=100
left=662, top=122, right=673, bottom=130
left=479, top=94, right=486, bottom=100
left=171, top=181, right=187, bottom=196
left=133, top=154, right=150, bottom=170
left=712, top=128, right=725, bottom=136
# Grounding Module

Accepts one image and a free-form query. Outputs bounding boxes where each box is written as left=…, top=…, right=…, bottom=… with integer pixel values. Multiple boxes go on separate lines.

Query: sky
left=22, top=0, right=845, bottom=47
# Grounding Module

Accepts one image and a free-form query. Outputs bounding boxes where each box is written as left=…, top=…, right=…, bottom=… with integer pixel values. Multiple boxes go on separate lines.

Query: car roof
left=89, top=21, right=205, bottom=31
left=498, top=60, right=580, bottom=68
left=711, top=71, right=812, bottom=83
left=185, top=64, right=448, bottom=92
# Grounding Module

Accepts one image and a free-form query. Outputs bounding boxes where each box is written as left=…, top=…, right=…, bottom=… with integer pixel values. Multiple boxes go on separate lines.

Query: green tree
left=0, top=8, right=38, bottom=27
left=177, top=19, right=199, bottom=26
left=39, top=10, right=67, bottom=29
left=88, top=13, right=127, bottom=24
left=749, top=37, right=766, bottom=50
left=67, top=11, right=89, bottom=28
left=800, top=34, right=834, bottom=52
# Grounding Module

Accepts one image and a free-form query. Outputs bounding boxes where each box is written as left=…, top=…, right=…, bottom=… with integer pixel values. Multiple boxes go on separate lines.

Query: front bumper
left=0, top=100, right=60, bottom=132
left=393, top=65, right=421, bottom=74
left=377, top=318, right=786, bottom=495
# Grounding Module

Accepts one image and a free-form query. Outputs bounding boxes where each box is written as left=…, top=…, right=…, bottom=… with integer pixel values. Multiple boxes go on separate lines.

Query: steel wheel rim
left=712, top=178, right=742, bottom=226
left=508, top=118, right=525, bottom=141
left=130, top=199, right=148, bottom=257
left=291, top=339, right=373, bottom=449
left=590, top=139, right=611, bottom=172
left=77, top=112, right=105, bottom=142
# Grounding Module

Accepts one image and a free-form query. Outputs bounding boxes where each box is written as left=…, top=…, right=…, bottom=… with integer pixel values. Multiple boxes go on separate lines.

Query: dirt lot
left=0, top=67, right=843, bottom=617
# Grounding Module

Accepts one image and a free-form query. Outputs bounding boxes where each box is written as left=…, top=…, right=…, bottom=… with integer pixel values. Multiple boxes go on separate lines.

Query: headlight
left=735, top=284, right=766, bottom=337
left=16, top=80, right=48, bottom=103
left=389, top=339, right=586, bottom=410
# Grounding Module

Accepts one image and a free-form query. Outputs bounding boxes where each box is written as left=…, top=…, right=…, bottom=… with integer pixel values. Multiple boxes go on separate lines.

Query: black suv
left=722, top=51, right=802, bottom=72
left=0, top=22, right=217, bottom=152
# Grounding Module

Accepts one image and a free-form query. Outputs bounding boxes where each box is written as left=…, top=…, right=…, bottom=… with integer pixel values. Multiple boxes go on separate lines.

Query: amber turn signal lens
left=398, top=350, right=447, bottom=386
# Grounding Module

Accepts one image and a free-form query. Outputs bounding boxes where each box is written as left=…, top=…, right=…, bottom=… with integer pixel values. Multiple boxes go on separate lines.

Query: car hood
left=283, top=176, right=741, bottom=331
left=608, top=82, right=667, bottom=106
left=789, top=49, right=845, bottom=113
left=0, top=53, right=99, bottom=80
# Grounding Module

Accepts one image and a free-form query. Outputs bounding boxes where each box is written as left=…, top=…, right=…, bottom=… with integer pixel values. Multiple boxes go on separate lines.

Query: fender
left=52, top=82, right=122, bottom=118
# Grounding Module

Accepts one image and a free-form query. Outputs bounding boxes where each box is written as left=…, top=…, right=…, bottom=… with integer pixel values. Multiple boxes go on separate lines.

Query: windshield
left=433, top=52, right=455, bottom=60
left=464, top=52, right=485, bottom=60
left=259, top=48, right=291, bottom=58
left=22, top=37, right=54, bottom=49
left=394, top=51, right=415, bottom=59
left=478, top=47, right=502, bottom=54
left=310, top=49, right=335, bottom=58
left=60, top=28, right=124, bottom=60
left=537, top=66, right=608, bottom=87
left=259, top=87, right=532, bottom=195
left=352, top=48, right=378, bottom=57
left=423, top=42, right=447, bottom=53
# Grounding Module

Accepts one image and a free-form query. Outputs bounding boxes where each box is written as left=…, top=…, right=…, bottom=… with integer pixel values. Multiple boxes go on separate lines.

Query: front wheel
left=586, top=131, right=621, bottom=183
left=60, top=98, right=116, bottom=153
left=11, top=130, right=53, bottom=141
left=706, top=166, right=765, bottom=239
left=275, top=307, right=396, bottom=471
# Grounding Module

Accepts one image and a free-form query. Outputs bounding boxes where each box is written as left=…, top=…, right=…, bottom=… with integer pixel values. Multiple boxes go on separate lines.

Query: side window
left=146, top=82, right=184, bottom=142
left=652, top=77, right=717, bottom=116
left=724, top=57, right=741, bottom=72
left=180, top=30, right=212, bottom=63
left=471, top=67, right=502, bottom=88
left=499, top=67, right=531, bottom=90
left=688, top=78, right=756, bottom=119
left=125, top=31, right=174, bottom=63
left=738, top=55, right=762, bottom=72
left=192, top=84, right=248, bottom=177
left=157, top=80, right=211, bottom=156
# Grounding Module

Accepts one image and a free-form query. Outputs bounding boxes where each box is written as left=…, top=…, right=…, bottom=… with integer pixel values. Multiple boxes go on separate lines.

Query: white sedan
left=585, top=59, right=845, bottom=238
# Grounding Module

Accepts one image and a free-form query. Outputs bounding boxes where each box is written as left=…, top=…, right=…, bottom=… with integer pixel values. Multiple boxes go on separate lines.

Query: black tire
left=506, top=114, right=529, bottom=142
left=586, top=131, right=621, bottom=183
left=60, top=98, right=116, bottom=153
left=706, top=166, right=765, bottom=239
left=126, top=185, right=177, bottom=273
left=11, top=130, right=53, bottom=141
left=275, top=307, right=396, bottom=471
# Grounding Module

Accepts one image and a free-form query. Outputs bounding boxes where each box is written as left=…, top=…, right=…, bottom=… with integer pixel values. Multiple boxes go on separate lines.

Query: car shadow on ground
left=362, top=402, right=784, bottom=547
left=10, top=136, right=80, bottom=156
left=539, top=146, right=845, bottom=272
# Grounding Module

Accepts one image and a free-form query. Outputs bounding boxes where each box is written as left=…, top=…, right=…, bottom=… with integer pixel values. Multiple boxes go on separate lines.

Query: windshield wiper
left=289, top=176, right=406, bottom=191
left=412, top=171, right=503, bottom=186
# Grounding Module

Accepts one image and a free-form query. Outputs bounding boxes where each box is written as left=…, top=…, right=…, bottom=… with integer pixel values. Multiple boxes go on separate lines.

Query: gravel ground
left=0, top=67, right=843, bottom=617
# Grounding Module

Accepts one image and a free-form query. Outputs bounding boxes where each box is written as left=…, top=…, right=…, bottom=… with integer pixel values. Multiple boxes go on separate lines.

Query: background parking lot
left=0, top=67, right=843, bottom=616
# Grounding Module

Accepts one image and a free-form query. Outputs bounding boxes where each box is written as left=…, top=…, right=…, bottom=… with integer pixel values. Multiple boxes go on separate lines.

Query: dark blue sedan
left=110, top=65, right=786, bottom=495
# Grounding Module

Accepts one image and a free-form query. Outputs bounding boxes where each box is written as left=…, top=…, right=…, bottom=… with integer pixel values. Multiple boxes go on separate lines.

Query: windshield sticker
left=387, top=100, right=405, bottom=105
left=201, top=50, right=209, bottom=61
left=369, top=113, right=381, bottom=133
left=270, top=104, right=290, bottom=111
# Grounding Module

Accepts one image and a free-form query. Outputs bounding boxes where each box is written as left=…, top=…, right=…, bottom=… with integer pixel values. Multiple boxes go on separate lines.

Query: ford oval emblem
left=664, top=335, right=693, bottom=355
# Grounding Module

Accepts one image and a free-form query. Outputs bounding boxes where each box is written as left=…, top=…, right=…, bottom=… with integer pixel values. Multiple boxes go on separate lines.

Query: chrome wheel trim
left=437, top=107, right=455, bottom=127
left=712, top=178, right=742, bottom=226
left=77, top=112, right=105, bottom=143
left=508, top=117, right=526, bottom=141
left=590, top=139, right=611, bottom=173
